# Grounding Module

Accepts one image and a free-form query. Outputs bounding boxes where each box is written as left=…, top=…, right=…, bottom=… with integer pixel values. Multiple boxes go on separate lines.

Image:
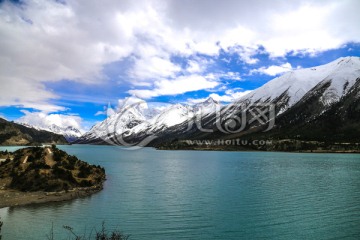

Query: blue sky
left=1, top=0, right=360, bottom=131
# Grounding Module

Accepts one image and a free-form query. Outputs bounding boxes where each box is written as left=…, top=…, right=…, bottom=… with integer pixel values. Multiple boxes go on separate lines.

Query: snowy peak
left=115, top=96, right=161, bottom=120
left=78, top=57, right=360, bottom=145
left=80, top=97, right=150, bottom=142
left=150, top=104, right=193, bottom=129
left=196, top=97, right=220, bottom=107
left=193, top=97, right=221, bottom=116
left=17, top=122, right=83, bottom=142
left=203, top=97, right=219, bottom=105
left=237, top=56, right=360, bottom=109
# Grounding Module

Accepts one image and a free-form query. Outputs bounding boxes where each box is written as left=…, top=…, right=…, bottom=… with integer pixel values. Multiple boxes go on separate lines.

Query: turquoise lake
left=0, top=145, right=360, bottom=239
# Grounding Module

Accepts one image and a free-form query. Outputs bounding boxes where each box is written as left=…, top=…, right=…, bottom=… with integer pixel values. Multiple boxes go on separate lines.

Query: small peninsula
left=0, top=146, right=106, bottom=208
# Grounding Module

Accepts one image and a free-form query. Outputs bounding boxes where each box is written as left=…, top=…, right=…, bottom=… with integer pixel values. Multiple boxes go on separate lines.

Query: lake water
left=1, top=145, right=360, bottom=239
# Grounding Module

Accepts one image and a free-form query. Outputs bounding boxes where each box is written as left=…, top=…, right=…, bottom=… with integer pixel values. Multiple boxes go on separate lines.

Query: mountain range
left=0, top=118, right=68, bottom=145
left=75, top=57, right=360, bottom=151
left=18, top=123, right=82, bottom=143
left=3, top=56, right=359, bottom=150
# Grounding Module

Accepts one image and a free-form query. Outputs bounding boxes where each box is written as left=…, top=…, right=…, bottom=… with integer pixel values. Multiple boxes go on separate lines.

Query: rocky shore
left=0, top=146, right=106, bottom=208
left=0, top=185, right=103, bottom=208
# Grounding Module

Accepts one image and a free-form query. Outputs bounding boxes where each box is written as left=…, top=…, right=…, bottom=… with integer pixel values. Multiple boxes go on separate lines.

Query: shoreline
left=156, top=147, right=360, bottom=154
left=1, top=144, right=360, bottom=154
left=4, top=144, right=358, bottom=154
left=0, top=184, right=103, bottom=208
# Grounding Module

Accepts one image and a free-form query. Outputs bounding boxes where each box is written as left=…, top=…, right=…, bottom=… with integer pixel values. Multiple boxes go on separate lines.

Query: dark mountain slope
left=0, top=118, right=68, bottom=145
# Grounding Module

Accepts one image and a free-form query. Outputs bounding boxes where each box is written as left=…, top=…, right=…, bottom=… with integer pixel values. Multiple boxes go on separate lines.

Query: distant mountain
left=75, top=97, right=217, bottom=145
left=19, top=123, right=83, bottom=142
left=50, top=125, right=82, bottom=143
left=0, top=118, right=68, bottom=145
left=77, top=97, right=148, bottom=144
left=77, top=57, right=360, bottom=150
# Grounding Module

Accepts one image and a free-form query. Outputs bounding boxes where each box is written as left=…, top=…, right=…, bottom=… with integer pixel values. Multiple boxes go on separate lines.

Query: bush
left=13, top=152, right=23, bottom=162
left=53, top=167, right=76, bottom=184
left=44, top=180, right=63, bottom=192
left=53, top=149, right=66, bottom=162
left=78, top=164, right=92, bottom=178
left=77, top=170, right=89, bottom=178
left=67, top=155, right=78, bottom=165
left=79, top=180, right=92, bottom=187
left=62, top=161, right=75, bottom=170
left=32, top=160, right=50, bottom=170
left=0, top=159, right=10, bottom=167
left=46, top=222, right=130, bottom=240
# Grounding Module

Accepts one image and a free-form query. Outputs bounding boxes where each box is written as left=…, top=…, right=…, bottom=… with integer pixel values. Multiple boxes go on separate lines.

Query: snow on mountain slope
left=193, top=97, right=221, bottom=116
left=17, top=122, right=83, bottom=142
left=128, top=98, right=220, bottom=136
left=79, top=57, right=360, bottom=145
left=48, top=125, right=83, bottom=142
left=236, top=56, right=360, bottom=109
left=81, top=100, right=146, bottom=141
left=317, top=57, right=360, bottom=105
left=127, top=103, right=193, bottom=135
left=149, top=104, right=193, bottom=130
left=81, top=98, right=211, bottom=141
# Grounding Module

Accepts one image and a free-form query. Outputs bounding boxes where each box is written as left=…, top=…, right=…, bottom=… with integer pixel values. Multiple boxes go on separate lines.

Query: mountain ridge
left=18, top=122, right=83, bottom=143
left=0, top=118, right=68, bottom=146
left=76, top=56, right=360, bottom=150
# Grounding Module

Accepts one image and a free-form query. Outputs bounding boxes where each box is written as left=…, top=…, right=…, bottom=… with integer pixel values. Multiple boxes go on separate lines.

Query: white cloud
left=188, top=89, right=252, bottom=104
left=128, top=55, right=181, bottom=82
left=95, top=110, right=106, bottom=116
left=1, top=0, right=359, bottom=111
left=16, top=110, right=85, bottom=133
left=186, top=60, right=202, bottom=73
left=250, top=63, right=296, bottom=76
left=0, top=0, right=134, bottom=111
left=220, top=72, right=242, bottom=81
left=129, top=75, right=219, bottom=99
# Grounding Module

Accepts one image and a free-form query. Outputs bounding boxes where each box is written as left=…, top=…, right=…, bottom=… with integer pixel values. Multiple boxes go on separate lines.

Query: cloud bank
left=1, top=0, right=359, bottom=111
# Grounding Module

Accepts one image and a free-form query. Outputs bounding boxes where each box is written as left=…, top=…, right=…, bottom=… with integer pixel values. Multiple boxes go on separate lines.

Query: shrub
left=50, top=222, right=131, bottom=240
left=44, top=180, right=63, bottom=192
left=78, top=164, right=92, bottom=178
left=77, top=170, right=89, bottom=178
left=79, top=180, right=92, bottom=187
left=62, top=161, right=75, bottom=170
left=67, top=155, right=78, bottom=165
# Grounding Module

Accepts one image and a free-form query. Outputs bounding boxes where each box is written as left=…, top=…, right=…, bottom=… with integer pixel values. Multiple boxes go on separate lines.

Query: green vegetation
left=1, top=219, right=128, bottom=240
left=58, top=222, right=130, bottom=240
left=0, top=146, right=105, bottom=192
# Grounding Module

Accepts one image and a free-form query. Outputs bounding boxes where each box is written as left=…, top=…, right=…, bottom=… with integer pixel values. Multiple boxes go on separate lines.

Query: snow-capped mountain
left=76, top=97, right=218, bottom=144
left=126, top=103, right=194, bottom=136
left=18, top=122, right=83, bottom=142
left=79, top=98, right=147, bottom=144
left=211, top=56, right=360, bottom=142
left=48, top=125, right=83, bottom=142
left=193, top=97, right=221, bottom=116
left=78, top=56, right=360, bottom=145
left=230, top=56, right=360, bottom=114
